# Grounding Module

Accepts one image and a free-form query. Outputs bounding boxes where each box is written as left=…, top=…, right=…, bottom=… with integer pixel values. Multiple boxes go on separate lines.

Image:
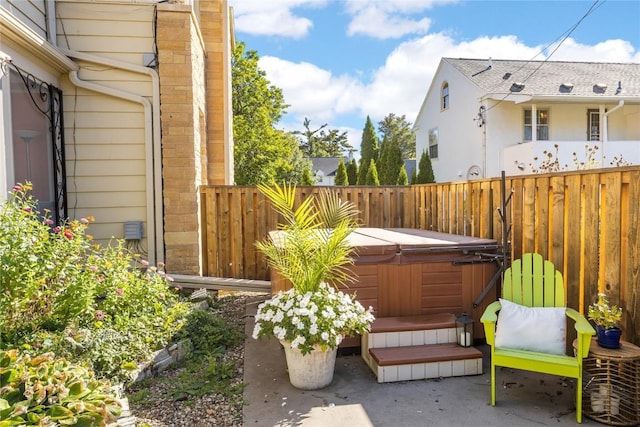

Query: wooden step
left=370, top=343, right=482, bottom=366
left=370, top=313, right=456, bottom=333
left=366, top=343, right=483, bottom=383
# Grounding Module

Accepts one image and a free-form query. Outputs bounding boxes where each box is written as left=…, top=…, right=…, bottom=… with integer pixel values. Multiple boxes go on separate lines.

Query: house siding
left=55, top=1, right=155, bottom=251
left=1, top=0, right=47, bottom=39
left=415, top=58, right=640, bottom=182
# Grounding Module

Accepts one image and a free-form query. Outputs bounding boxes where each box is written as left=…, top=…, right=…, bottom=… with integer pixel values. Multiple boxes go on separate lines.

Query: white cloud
left=345, top=0, right=457, bottom=39
left=258, top=32, right=638, bottom=150
left=346, top=6, right=432, bottom=39
left=259, top=56, right=366, bottom=124
left=542, top=38, right=640, bottom=63
left=231, top=0, right=327, bottom=38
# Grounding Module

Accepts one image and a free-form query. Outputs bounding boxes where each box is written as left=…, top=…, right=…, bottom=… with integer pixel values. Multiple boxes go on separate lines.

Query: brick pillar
left=157, top=3, right=206, bottom=274
left=199, top=0, right=233, bottom=184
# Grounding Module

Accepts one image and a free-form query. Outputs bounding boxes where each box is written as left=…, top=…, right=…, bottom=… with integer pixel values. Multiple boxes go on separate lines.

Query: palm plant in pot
left=588, top=292, right=623, bottom=349
left=252, top=183, right=375, bottom=390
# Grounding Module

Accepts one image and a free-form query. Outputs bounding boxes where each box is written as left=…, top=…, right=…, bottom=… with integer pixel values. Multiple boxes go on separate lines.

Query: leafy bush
left=0, top=349, right=121, bottom=426
left=0, top=184, right=101, bottom=339
left=0, top=184, right=190, bottom=382
left=175, top=309, right=242, bottom=356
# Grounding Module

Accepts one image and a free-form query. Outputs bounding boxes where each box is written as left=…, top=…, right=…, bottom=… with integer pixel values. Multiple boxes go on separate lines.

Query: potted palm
left=588, top=292, right=623, bottom=349
left=252, top=183, right=374, bottom=390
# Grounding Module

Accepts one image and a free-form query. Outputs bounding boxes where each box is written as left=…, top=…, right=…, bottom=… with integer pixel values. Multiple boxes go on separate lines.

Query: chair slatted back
left=502, top=253, right=565, bottom=308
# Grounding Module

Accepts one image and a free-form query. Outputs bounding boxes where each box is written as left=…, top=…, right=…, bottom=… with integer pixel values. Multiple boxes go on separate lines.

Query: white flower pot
left=280, top=340, right=337, bottom=390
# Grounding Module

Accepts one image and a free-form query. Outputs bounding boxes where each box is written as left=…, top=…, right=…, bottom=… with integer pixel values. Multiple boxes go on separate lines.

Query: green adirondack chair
left=481, top=253, right=595, bottom=423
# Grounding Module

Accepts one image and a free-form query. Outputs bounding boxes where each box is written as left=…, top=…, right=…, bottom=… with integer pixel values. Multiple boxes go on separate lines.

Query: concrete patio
left=243, top=296, right=614, bottom=427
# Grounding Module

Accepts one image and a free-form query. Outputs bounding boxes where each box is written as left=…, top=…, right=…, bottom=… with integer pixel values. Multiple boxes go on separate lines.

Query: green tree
left=416, top=149, right=436, bottom=184
left=295, top=118, right=352, bottom=157
left=301, top=167, right=315, bottom=185
left=357, top=116, right=379, bottom=184
left=232, top=42, right=307, bottom=184
left=378, top=136, right=403, bottom=185
left=397, top=164, right=408, bottom=185
left=410, top=168, right=418, bottom=184
left=334, top=158, right=348, bottom=186
left=365, top=159, right=380, bottom=186
left=378, top=113, right=416, bottom=159
left=376, top=137, right=390, bottom=183
left=346, top=158, right=358, bottom=185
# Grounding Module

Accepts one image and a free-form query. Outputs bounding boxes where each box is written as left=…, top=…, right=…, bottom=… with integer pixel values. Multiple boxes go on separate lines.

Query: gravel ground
left=126, top=291, right=268, bottom=427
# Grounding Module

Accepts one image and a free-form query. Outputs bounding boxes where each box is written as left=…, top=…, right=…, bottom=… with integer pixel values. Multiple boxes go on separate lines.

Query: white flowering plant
left=253, top=283, right=374, bottom=355
left=253, top=183, right=375, bottom=355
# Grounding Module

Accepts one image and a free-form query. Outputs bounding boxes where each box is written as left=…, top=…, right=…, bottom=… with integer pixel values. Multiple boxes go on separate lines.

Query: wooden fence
left=200, top=166, right=640, bottom=344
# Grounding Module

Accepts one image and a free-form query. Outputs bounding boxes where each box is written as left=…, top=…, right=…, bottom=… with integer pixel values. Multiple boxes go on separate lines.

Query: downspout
left=602, top=100, right=624, bottom=163
left=62, top=49, right=163, bottom=264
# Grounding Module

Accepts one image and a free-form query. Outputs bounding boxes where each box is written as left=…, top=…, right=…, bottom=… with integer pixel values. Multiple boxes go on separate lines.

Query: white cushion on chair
left=495, top=299, right=566, bottom=355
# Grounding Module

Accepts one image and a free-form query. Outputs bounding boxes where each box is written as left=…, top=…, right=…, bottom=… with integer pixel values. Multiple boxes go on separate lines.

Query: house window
left=524, top=109, right=549, bottom=141
left=588, top=109, right=600, bottom=141
left=428, top=128, right=438, bottom=159
left=8, top=67, right=67, bottom=223
left=441, top=82, right=449, bottom=110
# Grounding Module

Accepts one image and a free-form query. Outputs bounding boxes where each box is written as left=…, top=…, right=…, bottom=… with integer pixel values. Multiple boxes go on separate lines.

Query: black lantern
left=456, top=312, right=474, bottom=347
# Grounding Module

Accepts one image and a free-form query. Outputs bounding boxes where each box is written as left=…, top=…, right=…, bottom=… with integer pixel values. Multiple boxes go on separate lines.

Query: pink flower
left=80, top=217, right=89, bottom=224
left=12, top=185, right=22, bottom=191
left=23, top=207, right=32, bottom=213
left=95, top=310, right=105, bottom=320
left=53, top=226, right=61, bottom=233
left=88, top=265, right=98, bottom=272
left=43, top=219, right=54, bottom=226
left=140, top=259, right=150, bottom=267
left=63, top=229, right=73, bottom=239
left=115, top=288, right=124, bottom=296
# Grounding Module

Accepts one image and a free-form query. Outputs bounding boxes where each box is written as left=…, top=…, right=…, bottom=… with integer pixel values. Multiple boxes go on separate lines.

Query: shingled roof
left=444, top=58, right=640, bottom=101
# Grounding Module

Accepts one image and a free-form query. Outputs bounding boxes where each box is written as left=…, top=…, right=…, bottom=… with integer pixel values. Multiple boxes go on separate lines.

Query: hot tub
left=270, top=228, right=499, bottom=340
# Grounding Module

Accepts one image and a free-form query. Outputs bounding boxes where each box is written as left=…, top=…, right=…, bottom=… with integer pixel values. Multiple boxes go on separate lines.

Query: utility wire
left=482, top=0, right=605, bottom=112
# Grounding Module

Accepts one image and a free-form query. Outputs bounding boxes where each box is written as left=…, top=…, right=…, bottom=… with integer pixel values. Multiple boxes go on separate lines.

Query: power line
left=482, top=0, right=605, bottom=112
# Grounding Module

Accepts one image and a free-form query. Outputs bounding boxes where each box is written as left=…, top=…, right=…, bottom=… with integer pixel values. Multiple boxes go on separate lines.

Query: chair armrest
left=566, top=308, right=596, bottom=358
left=480, top=301, right=502, bottom=346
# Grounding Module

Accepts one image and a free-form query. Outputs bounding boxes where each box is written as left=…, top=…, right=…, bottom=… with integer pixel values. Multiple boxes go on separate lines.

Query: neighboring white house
left=414, top=58, right=640, bottom=182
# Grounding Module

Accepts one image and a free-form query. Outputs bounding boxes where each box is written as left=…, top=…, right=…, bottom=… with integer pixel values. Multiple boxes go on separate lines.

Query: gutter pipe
left=602, top=100, right=624, bottom=162
left=61, top=49, right=163, bottom=264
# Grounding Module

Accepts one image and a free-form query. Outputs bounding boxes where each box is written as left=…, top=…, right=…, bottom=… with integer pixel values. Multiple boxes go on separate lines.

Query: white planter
left=280, top=340, right=338, bottom=390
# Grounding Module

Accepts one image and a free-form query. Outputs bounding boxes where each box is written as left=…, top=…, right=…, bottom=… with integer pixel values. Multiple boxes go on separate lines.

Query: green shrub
left=0, top=349, right=121, bottom=426
left=176, top=309, right=242, bottom=356
left=0, top=183, right=101, bottom=340
left=0, top=183, right=190, bottom=383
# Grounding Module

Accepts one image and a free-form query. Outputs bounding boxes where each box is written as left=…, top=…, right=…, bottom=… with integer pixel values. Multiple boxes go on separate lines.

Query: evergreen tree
left=376, top=137, right=390, bottom=184
left=378, top=113, right=416, bottom=159
left=346, top=158, right=358, bottom=185
left=410, top=168, right=418, bottom=185
left=382, top=137, right=403, bottom=185
left=417, top=149, right=436, bottom=184
left=334, top=158, right=348, bottom=186
left=301, top=167, right=315, bottom=185
left=397, top=164, right=408, bottom=185
left=295, top=117, right=352, bottom=157
left=365, top=159, right=380, bottom=186
left=357, top=117, right=379, bottom=184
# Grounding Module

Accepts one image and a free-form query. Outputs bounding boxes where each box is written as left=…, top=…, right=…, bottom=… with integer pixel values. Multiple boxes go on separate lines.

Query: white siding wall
left=56, top=1, right=155, bottom=249
left=1, top=0, right=47, bottom=38
left=416, top=61, right=640, bottom=182
left=415, top=62, right=486, bottom=182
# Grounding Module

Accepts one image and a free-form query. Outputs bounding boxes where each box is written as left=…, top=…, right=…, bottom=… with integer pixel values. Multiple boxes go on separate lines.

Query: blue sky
left=229, top=0, right=640, bottom=155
